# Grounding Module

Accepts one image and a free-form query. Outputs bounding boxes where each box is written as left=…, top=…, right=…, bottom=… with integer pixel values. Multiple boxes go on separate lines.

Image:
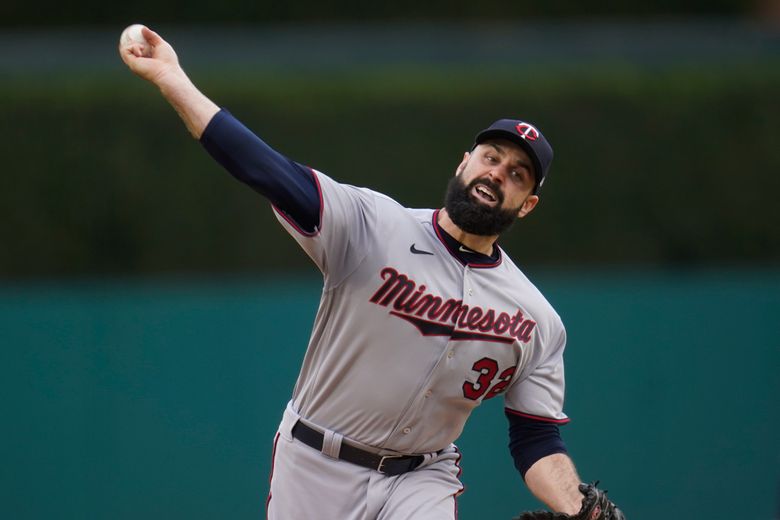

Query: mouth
left=471, top=183, right=499, bottom=206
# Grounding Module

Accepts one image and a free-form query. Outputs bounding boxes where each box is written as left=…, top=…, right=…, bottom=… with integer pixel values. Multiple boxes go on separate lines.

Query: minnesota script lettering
left=369, top=267, right=536, bottom=344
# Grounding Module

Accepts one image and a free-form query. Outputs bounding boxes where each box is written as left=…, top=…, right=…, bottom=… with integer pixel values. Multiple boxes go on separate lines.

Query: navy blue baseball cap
left=473, top=119, right=554, bottom=194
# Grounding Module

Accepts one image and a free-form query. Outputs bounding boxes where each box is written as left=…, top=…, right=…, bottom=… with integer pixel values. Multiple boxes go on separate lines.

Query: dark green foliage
left=2, top=65, right=778, bottom=276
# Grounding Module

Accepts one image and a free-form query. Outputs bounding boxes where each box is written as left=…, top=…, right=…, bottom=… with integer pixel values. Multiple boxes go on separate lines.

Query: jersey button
left=402, top=427, right=411, bottom=434
left=425, top=389, right=432, bottom=397
left=447, top=350, right=454, bottom=359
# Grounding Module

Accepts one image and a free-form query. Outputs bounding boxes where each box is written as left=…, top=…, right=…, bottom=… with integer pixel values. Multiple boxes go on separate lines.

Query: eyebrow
left=487, top=143, right=533, bottom=173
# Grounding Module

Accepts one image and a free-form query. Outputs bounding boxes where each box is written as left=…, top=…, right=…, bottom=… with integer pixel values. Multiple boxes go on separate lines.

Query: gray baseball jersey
left=274, top=169, right=568, bottom=456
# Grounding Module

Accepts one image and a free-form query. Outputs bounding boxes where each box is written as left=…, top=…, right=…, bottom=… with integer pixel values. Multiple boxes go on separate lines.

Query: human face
left=444, top=139, right=539, bottom=236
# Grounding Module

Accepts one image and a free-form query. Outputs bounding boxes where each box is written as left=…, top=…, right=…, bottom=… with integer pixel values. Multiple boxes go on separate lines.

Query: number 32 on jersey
left=462, top=357, right=517, bottom=401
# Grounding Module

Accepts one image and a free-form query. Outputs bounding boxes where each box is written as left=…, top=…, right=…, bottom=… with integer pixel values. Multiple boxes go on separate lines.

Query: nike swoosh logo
left=459, top=245, right=476, bottom=253
left=410, top=243, right=434, bottom=256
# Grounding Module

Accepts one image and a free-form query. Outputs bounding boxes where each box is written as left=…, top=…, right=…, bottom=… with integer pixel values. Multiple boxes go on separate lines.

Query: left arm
left=524, top=453, right=583, bottom=514
left=505, top=326, right=623, bottom=517
left=506, top=411, right=583, bottom=514
left=516, top=453, right=627, bottom=520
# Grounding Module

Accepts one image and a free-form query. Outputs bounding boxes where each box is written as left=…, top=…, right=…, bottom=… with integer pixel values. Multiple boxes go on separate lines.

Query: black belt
left=291, top=420, right=425, bottom=476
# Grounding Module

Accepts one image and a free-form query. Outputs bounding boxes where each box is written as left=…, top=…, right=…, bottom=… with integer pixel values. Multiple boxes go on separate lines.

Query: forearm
left=524, top=453, right=584, bottom=514
left=156, top=70, right=220, bottom=139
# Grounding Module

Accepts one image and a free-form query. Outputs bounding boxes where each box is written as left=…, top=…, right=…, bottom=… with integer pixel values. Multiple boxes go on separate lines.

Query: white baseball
left=119, top=24, right=152, bottom=57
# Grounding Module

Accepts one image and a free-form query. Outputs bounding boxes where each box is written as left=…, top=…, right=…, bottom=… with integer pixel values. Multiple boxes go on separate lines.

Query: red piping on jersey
left=453, top=446, right=464, bottom=519
left=505, top=407, right=571, bottom=424
left=271, top=167, right=324, bottom=237
left=431, top=209, right=503, bottom=269
left=265, top=432, right=281, bottom=516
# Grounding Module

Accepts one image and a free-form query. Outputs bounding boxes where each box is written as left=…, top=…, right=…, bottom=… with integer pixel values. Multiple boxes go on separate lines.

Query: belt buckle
left=377, top=454, right=404, bottom=474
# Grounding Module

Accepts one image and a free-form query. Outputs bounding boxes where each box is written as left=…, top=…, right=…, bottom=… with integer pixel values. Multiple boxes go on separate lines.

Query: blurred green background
left=1, top=2, right=779, bottom=519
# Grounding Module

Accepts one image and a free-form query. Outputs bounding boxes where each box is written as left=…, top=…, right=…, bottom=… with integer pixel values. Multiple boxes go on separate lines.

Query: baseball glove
left=512, top=482, right=625, bottom=520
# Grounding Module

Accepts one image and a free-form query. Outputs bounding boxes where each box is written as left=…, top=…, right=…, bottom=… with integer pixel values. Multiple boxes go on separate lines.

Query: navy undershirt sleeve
left=199, top=109, right=321, bottom=233
left=506, top=411, right=569, bottom=480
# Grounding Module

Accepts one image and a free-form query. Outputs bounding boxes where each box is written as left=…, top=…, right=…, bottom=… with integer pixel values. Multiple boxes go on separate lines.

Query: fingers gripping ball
left=119, top=24, right=152, bottom=58
left=512, top=482, right=625, bottom=520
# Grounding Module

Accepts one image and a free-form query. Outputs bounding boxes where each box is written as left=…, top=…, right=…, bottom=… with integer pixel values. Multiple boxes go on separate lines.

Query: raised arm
left=118, top=26, right=219, bottom=139
left=117, top=26, right=321, bottom=232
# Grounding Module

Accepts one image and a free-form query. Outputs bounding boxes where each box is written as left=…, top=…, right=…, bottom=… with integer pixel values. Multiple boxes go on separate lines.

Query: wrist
left=156, top=69, right=189, bottom=94
left=558, top=490, right=584, bottom=515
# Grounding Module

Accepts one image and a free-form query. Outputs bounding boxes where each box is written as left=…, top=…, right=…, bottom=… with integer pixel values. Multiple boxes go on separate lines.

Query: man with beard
left=120, top=26, right=622, bottom=520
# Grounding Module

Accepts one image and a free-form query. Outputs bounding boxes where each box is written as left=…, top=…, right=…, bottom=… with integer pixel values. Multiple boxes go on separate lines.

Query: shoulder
left=312, top=169, right=436, bottom=229
left=312, top=169, right=403, bottom=207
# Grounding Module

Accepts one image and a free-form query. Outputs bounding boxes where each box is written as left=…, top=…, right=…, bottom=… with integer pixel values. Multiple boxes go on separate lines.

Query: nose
left=487, top=167, right=506, bottom=185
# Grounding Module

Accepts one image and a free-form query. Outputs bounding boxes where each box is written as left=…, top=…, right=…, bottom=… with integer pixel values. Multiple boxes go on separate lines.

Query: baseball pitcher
left=119, top=26, right=625, bottom=520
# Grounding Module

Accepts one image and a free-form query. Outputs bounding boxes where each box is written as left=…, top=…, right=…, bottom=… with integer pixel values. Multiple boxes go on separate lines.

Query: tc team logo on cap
left=515, top=122, right=539, bottom=141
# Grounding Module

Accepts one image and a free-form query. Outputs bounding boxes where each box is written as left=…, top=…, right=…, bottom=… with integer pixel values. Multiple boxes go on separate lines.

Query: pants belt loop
left=321, top=429, right=343, bottom=459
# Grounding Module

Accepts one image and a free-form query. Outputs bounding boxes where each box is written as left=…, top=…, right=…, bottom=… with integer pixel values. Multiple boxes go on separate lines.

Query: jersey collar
left=432, top=209, right=503, bottom=269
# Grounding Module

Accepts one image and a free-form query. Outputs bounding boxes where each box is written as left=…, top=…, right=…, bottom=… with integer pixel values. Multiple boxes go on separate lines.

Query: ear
left=517, top=195, right=540, bottom=218
left=456, top=151, right=470, bottom=176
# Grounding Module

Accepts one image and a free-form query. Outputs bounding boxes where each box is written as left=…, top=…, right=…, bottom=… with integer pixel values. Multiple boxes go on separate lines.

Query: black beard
left=443, top=175, right=521, bottom=236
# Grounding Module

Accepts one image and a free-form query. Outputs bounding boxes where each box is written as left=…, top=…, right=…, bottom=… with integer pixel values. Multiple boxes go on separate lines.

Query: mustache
left=467, top=178, right=504, bottom=205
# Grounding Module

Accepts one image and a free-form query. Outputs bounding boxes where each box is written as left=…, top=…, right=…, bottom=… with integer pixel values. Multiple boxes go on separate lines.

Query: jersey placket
left=381, top=263, right=477, bottom=451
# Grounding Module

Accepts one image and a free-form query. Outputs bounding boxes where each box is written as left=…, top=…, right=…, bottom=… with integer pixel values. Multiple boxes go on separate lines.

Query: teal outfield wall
left=1, top=270, right=778, bottom=519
